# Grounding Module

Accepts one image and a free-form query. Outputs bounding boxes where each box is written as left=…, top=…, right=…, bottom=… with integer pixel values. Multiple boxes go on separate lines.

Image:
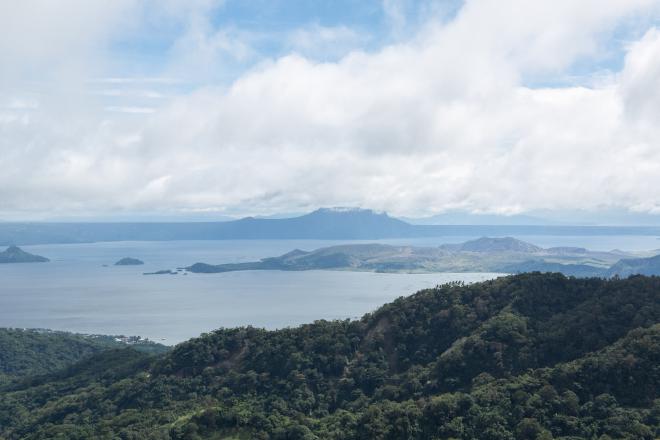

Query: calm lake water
left=1, top=236, right=658, bottom=344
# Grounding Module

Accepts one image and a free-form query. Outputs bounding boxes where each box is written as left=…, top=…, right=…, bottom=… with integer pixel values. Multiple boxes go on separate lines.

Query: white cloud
left=287, top=24, right=368, bottom=59
left=104, top=106, right=157, bottom=114
left=382, top=0, right=409, bottom=35
left=0, top=0, right=136, bottom=84
left=620, top=28, right=660, bottom=124
left=1, top=0, right=660, bottom=219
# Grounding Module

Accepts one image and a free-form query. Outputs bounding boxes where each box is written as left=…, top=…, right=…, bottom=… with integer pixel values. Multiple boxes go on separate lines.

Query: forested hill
left=1, top=274, right=659, bottom=439
left=0, top=329, right=167, bottom=384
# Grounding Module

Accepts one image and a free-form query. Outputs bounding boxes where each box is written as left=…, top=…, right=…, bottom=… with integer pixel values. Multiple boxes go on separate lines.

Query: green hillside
left=0, top=329, right=167, bottom=385
left=0, top=273, right=658, bottom=439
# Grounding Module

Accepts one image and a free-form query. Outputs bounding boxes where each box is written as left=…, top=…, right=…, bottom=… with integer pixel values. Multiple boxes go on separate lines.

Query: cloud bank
left=1, top=0, right=660, bottom=219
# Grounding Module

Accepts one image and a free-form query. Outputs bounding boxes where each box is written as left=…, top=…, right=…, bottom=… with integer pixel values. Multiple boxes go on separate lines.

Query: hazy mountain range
left=2, top=208, right=660, bottom=246
left=13, top=207, right=660, bottom=226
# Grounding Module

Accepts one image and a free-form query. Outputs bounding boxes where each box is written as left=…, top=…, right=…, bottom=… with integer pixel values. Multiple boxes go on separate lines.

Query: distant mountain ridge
left=0, top=208, right=412, bottom=245
left=223, top=208, right=414, bottom=239
left=2, top=208, right=660, bottom=245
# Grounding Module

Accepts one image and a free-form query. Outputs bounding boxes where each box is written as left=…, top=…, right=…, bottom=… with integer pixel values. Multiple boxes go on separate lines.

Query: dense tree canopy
left=0, top=329, right=166, bottom=385
left=0, top=273, right=658, bottom=439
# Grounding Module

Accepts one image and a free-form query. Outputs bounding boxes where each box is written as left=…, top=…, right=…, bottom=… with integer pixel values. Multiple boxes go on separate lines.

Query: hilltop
left=0, top=273, right=658, bottom=439
left=440, top=236, right=543, bottom=253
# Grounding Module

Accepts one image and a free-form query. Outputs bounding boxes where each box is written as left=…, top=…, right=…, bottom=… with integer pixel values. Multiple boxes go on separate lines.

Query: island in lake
left=143, top=269, right=177, bottom=275
left=114, top=257, right=144, bottom=266
left=0, top=245, right=49, bottom=263
left=180, top=236, right=660, bottom=277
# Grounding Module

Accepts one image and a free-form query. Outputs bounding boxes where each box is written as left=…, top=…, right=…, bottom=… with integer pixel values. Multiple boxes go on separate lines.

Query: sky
left=2, top=0, right=660, bottom=221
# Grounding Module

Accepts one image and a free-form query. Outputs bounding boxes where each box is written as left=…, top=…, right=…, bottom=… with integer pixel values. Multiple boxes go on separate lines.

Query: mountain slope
left=0, top=274, right=658, bottom=439
left=222, top=208, right=415, bottom=239
left=446, top=236, right=543, bottom=252
left=0, top=208, right=414, bottom=244
left=607, top=253, right=660, bottom=277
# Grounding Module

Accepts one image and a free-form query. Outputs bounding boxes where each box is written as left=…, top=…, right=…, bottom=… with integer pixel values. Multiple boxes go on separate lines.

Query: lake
left=1, top=235, right=658, bottom=344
